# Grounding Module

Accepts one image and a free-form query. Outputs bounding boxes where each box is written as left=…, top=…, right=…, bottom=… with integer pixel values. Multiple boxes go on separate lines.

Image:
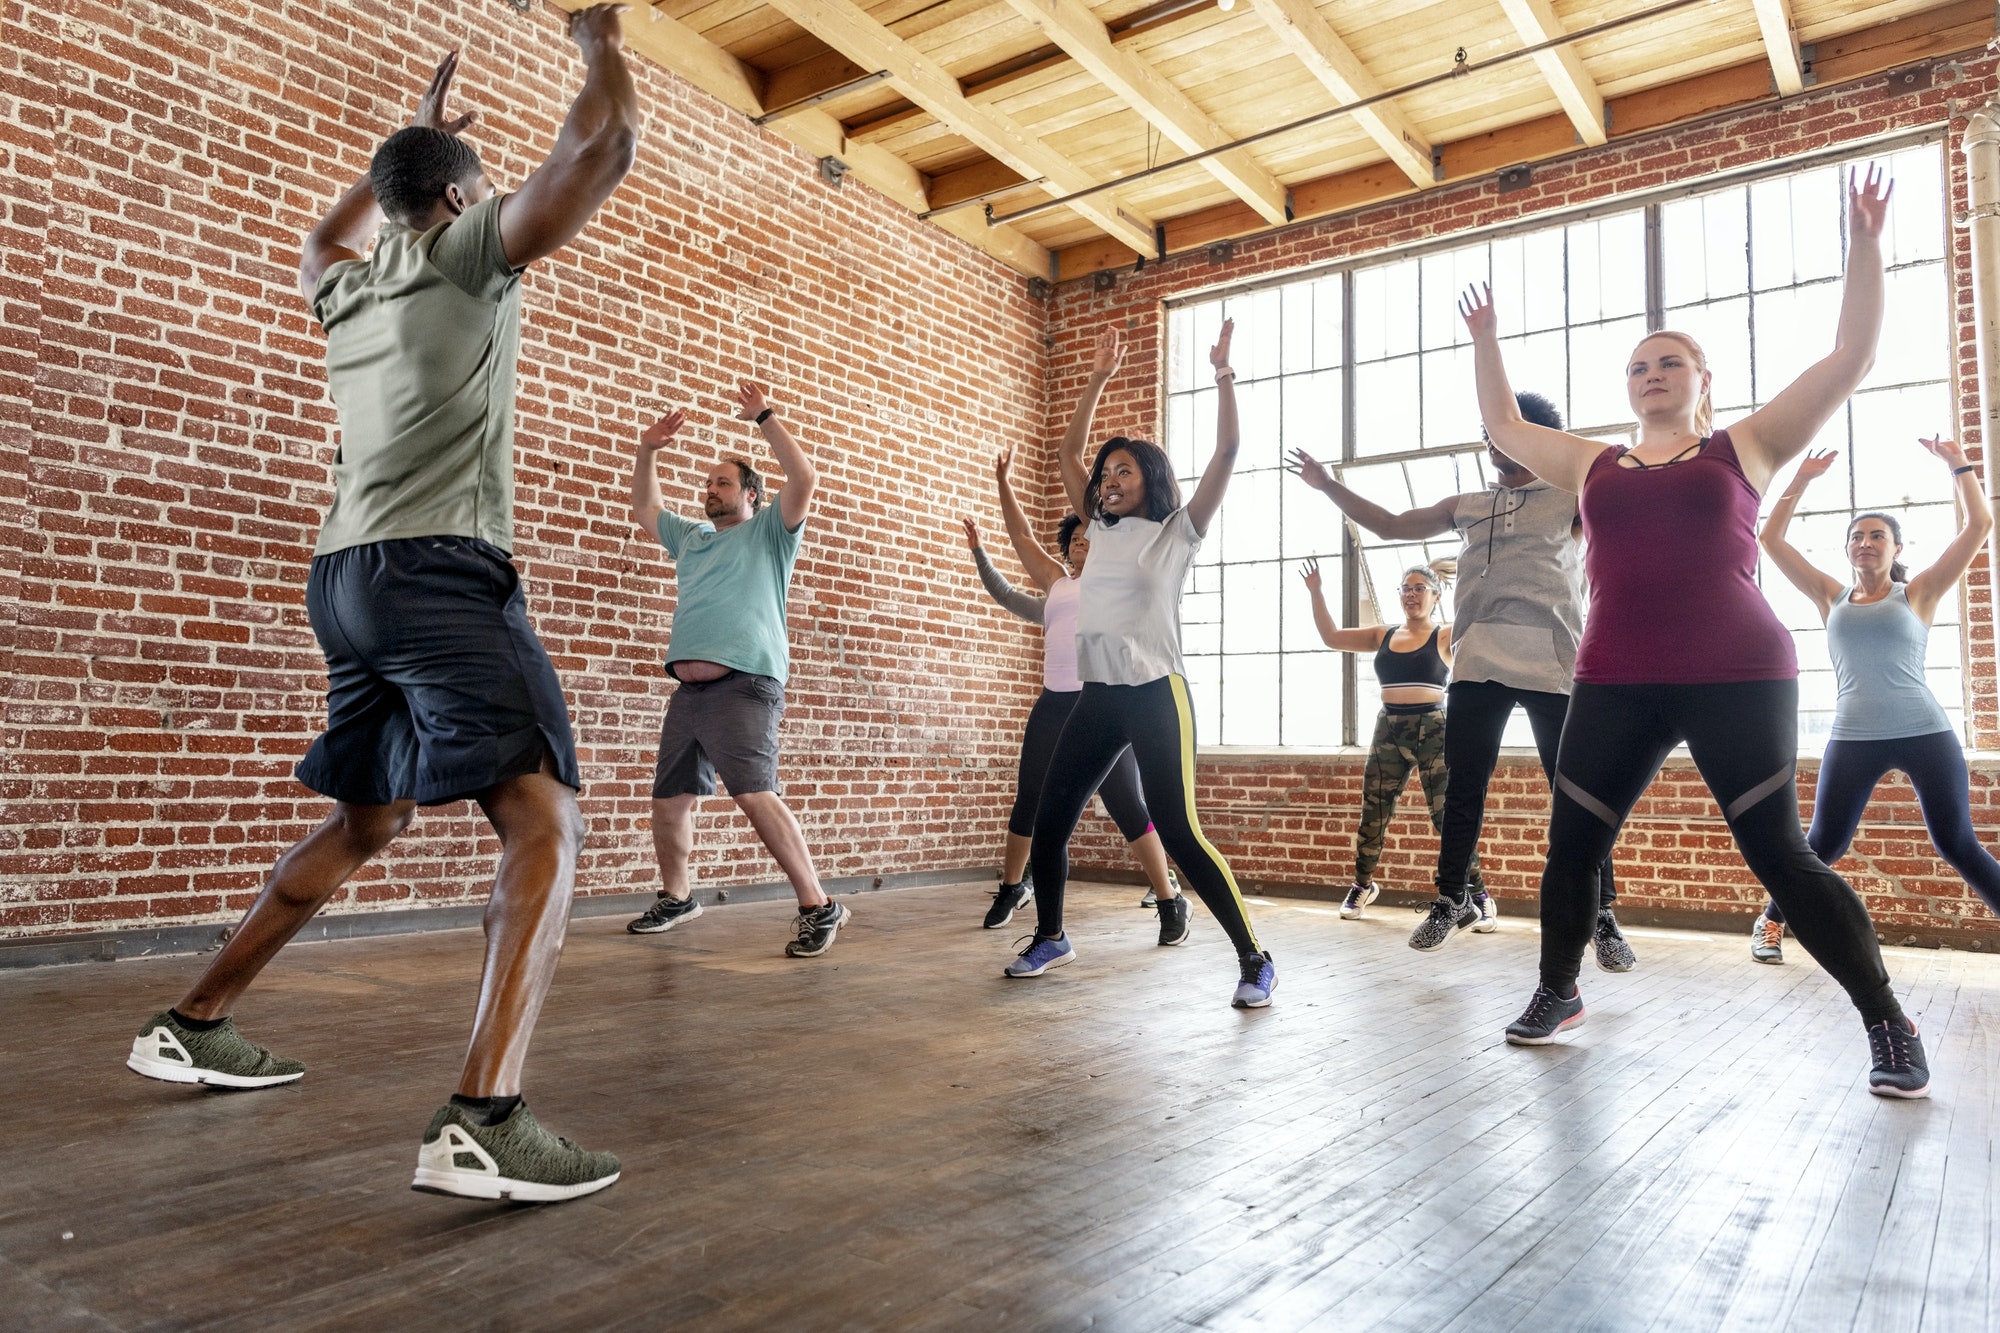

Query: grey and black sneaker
left=785, top=899, right=850, bottom=957
left=1472, top=891, right=1498, bottom=933
left=1156, top=894, right=1192, bottom=946
left=1750, top=910, right=1784, bottom=964
left=1592, top=909, right=1637, bottom=973
left=1408, top=896, right=1479, bottom=952
left=1231, top=951, right=1277, bottom=1008
left=984, top=877, right=1032, bottom=929
left=127, top=1011, right=305, bottom=1089
left=1865, top=1017, right=1930, bottom=1099
left=627, top=893, right=703, bottom=935
left=412, top=1101, right=621, bottom=1202
left=1339, top=882, right=1379, bottom=919
left=1505, top=985, right=1585, bottom=1045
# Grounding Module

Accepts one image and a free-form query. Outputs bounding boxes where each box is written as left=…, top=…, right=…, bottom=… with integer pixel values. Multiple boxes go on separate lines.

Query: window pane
left=1222, top=561, right=1281, bottom=654
left=1222, top=471, right=1282, bottom=564
left=1281, top=472, right=1347, bottom=561
left=1355, top=355, right=1421, bottom=456
left=1569, top=315, right=1647, bottom=431
left=1221, top=653, right=1281, bottom=745
left=1421, top=343, right=1481, bottom=448
left=1281, top=652, right=1341, bottom=746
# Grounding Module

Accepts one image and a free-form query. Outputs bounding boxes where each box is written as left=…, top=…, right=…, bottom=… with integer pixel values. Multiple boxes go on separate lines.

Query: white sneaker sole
left=1004, top=950, right=1074, bottom=978
left=1867, top=1080, right=1931, bottom=1100
left=126, top=1047, right=303, bottom=1089
left=1505, top=1010, right=1586, bottom=1046
left=1472, top=912, right=1498, bottom=934
left=628, top=900, right=703, bottom=935
left=411, top=1166, right=621, bottom=1202
left=1232, top=988, right=1274, bottom=1010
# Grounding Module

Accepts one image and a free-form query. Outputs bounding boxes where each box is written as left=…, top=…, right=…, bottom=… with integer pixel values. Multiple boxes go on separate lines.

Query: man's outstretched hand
left=413, top=51, right=476, bottom=136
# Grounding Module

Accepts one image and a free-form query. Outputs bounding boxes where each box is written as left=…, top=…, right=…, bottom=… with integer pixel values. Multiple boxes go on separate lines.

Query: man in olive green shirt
left=127, top=12, right=640, bottom=1204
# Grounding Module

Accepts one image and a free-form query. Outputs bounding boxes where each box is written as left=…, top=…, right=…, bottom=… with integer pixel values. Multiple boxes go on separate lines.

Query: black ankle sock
left=169, top=1008, right=227, bottom=1031
left=1861, top=1006, right=1910, bottom=1032
left=450, top=1093, right=523, bottom=1126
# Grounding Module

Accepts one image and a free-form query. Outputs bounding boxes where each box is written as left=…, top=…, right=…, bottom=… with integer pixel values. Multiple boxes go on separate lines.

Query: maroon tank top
left=1574, top=429, right=1796, bottom=684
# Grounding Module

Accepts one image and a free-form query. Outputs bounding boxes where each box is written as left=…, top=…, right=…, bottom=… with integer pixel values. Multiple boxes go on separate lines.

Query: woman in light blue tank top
left=1755, top=437, right=1998, bottom=962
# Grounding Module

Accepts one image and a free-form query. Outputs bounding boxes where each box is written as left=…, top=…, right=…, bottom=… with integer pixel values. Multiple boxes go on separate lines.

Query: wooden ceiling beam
left=1053, top=0, right=1991, bottom=281
left=549, top=0, right=1051, bottom=277
left=1245, top=0, right=1435, bottom=188
left=926, top=158, right=1033, bottom=210
left=999, top=0, right=1288, bottom=225
left=757, top=0, right=1155, bottom=255
left=1750, top=0, right=1806, bottom=96
left=1495, top=0, right=1608, bottom=146
left=762, top=49, right=876, bottom=115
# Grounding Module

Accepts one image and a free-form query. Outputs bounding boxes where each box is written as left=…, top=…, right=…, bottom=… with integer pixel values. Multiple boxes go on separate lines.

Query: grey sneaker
left=1750, top=910, right=1784, bottom=964
left=628, top=893, right=703, bottom=935
left=1339, top=883, right=1379, bottom=919
left=786, top=899, right=850, bottom=957
left=1156, top=894, right=1192, bottom=946
left=1505, top=985, right=1585, bottom=1045
left=1472, top=892, right=1498, bottom=933
left=127, top=1011, right=305, bottom=1089
left=1866, top=1018, right=1930, bottom=1099
left=1593, top=909, right=1637, bottom=973
left=412, top=1101, right=621, bottom=1202
left=1408, top=897, right=1478, bottom=952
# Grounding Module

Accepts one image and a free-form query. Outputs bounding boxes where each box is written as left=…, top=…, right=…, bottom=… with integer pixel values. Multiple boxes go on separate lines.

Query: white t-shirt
left=1075, top=507, right=1201, bottom=686
left=1042, top=577, right=1083, bottom=692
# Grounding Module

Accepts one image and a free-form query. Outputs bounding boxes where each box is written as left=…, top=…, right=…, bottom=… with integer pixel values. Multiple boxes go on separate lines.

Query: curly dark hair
left=1084, top=437, right=1180, bottom=524
left=370, top=126, right=485, bottom=227
left=1057, top=513, right=1082, bottom=561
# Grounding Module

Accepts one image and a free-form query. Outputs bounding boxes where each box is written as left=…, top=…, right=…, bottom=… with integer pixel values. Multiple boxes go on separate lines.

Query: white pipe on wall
left=1962, top=101, right=2000, bottom=738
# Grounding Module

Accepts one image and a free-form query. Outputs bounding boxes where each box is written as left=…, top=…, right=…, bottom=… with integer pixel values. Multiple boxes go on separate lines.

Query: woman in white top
left=961, top=447, right=1187, bottom=944
left=1004, top=320, right=1275, bottom=1009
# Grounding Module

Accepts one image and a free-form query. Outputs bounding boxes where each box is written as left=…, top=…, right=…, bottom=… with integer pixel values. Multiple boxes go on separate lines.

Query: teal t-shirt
left=655, top=502, right=806, bottom=683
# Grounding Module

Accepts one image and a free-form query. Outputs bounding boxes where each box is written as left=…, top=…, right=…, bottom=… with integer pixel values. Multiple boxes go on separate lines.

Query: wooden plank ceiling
left=578, top=0, right=1992, bottom=280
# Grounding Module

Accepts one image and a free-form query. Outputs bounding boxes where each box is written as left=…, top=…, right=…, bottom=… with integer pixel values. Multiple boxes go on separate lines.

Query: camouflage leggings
left=1354, top=707, right=1484, bottom=891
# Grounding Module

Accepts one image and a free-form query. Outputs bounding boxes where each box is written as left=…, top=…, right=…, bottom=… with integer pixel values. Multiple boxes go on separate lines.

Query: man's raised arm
left=735, top=382, right=816, bottom=531
left=497, top=3, right=641, bottom=269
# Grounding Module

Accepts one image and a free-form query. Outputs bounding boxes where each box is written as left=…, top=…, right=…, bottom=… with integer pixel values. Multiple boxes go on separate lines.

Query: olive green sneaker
left=127, top=1010, right=305, bottom=1088
left=412, top=1102, right=621, bottom=1203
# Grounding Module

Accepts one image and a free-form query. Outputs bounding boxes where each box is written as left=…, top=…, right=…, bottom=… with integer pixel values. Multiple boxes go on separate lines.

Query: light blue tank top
left=1826, top=584, right=1952, bottom=741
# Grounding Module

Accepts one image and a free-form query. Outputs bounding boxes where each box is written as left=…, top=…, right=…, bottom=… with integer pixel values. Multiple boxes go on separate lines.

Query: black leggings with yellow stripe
left=1029, top=675, right=1261, bottom=957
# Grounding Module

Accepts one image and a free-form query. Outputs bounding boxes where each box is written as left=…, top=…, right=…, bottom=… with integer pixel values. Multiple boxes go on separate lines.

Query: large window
left=1165, top=137, right=1957, bottom=750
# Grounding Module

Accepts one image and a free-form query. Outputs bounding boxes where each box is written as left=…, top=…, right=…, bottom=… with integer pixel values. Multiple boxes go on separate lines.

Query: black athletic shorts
left=653, top=671, right=785, bottom=798
left=294, top=536, right=581, bottom=807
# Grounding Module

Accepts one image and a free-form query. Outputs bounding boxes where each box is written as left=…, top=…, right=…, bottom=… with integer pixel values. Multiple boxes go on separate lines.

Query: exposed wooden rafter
left=553, top=1, right=1050, bottom=276
left=1245, top=0, right=1435, bottom=188
left=997, top=0, right=1287, bottom=225
left=1495, top=0, right=1608, bottom=146
left=1051, top=0, right=1990, bottom=280
left=1750, top=0, right=1807, bottom=95
left=755, top=0, right=1158, bottom=256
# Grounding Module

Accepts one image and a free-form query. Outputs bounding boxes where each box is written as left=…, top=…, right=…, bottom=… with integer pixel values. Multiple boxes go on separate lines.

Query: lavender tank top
left=1573, top=429, right=1796, bottom=684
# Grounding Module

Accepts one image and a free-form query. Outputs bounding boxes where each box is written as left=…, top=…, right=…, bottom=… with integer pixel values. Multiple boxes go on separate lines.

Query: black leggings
left=1029, top=676, right=1261, bottom=957
left=1008, top=688, right=1153, bottom=844
left=1543, top=680, right=1899, bottom=1024
left=1764, top=728, right=2000, bottom=925
left=1435, top=680, right=1616, bottom=908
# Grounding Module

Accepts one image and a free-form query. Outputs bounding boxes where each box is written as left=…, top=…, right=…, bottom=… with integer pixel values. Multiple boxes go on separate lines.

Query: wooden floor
left=4, top=881, right=1996, bottom=1332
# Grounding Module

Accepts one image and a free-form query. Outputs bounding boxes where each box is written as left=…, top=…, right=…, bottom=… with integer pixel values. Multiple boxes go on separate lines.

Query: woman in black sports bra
left=1301, top=560, right=1483, bottom=919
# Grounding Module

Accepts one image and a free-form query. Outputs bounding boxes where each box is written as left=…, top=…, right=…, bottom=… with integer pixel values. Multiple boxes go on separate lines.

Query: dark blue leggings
left=1765, top=728, right=2000, bottom=925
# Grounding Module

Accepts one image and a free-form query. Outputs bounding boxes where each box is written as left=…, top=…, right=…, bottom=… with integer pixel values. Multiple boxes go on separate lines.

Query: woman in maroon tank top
left=1455, top=166, right=1927, bottom=1098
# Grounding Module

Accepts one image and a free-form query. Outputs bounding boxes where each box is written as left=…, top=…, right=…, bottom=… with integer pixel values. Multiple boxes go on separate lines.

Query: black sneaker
left=1408, top=896, right=1478, bottom=952
left=627, top=893, right=703, bottom=935
left=1866, top=1017, right=1931, bottom=1098
left=1592, top=909, right=1637, bottom=973
left=1156, top=895, right=1191, bottom=946
left=785, top=899, right=850, bottom=957
left=1505, top=985, right=1585, bottom=1045
left=984, top=877, right=1032, bottom=929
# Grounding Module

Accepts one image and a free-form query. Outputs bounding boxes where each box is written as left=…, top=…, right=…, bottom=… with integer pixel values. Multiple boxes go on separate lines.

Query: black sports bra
left=1374, top=626, right=1448, bottom=689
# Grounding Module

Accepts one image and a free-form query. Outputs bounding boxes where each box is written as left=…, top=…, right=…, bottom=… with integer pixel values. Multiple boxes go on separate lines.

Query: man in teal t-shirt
left=626, top=382, right=846, bottom=958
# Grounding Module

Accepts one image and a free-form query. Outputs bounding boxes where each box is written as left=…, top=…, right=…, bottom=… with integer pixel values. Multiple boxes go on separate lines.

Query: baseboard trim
left=0, top=867, right=996, bottom=970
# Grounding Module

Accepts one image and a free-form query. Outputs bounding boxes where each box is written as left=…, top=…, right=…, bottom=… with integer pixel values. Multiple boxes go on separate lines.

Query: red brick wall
left=0, top=0, right=1052, bottom=937
left=1056, top=56, right=2000, bottom=946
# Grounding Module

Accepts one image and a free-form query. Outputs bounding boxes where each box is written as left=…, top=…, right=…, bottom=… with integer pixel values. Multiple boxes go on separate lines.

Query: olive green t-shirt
left=310, top=193, right=524, bottom=556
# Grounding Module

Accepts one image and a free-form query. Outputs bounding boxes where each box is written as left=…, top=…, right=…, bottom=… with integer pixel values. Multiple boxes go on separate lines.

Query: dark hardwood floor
left=1, top=881, right=1988, bottom=1331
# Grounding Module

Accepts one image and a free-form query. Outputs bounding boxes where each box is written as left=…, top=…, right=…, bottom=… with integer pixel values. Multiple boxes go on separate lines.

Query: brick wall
left=1055, top=55, right=2000, bottom=947
left=0, top=0, right=1052, bottom=938
left=5, top=0, right=2000, bottom=948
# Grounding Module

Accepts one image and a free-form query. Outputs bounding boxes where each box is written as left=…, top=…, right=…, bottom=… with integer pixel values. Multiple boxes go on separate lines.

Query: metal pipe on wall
left=1963, top=100, right=2000, bottom=740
